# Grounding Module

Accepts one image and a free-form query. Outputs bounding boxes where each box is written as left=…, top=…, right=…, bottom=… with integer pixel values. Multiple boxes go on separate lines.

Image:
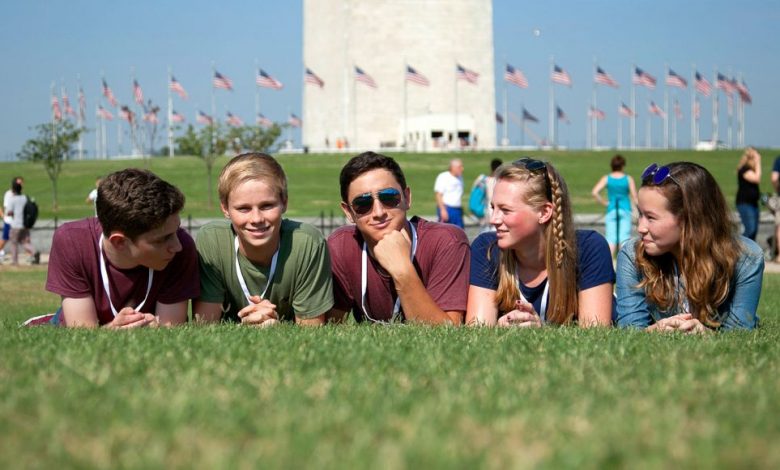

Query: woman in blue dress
left=591, top=154, right=638, bottom=258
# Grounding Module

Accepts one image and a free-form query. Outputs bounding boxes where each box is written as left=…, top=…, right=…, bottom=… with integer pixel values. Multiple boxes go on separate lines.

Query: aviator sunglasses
left=513, top=157, right=552, bottom=201
left=641, top=163, right=679, bottom=186
left=349, top=188, right=403, bottom=215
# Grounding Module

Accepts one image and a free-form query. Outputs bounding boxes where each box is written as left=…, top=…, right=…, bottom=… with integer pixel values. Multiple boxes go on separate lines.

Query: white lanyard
left=516, top=267, right=549, bottom=322
left=98, top=237, right=153, bottom=317
left=360, top=221, right=417, bottom=323
left=234, top=235, right=278, bottom=306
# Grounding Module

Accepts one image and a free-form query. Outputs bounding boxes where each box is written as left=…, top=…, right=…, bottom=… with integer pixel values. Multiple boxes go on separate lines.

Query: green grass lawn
left=1, top=268, right=778, bottom=468
left=3, top=148, right=778, bottom=219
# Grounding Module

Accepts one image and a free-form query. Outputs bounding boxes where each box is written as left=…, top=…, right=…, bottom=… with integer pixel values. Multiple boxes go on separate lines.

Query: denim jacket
left=616, top=237, right=763, bottom=330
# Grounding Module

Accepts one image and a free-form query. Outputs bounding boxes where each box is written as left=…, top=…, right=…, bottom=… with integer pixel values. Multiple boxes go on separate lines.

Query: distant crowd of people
left=18, top=148, right=765, bottom=332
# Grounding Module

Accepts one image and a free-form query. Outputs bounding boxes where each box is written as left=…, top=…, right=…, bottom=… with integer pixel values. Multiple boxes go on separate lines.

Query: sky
left=1, top=0, right=778, bottom=160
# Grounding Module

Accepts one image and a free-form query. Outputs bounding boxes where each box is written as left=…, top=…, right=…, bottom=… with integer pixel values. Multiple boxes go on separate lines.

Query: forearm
left=393, top=267, right=461, bottom=325
left=435, top=193, right=446, bottom=210
left=192, top=300, right=224, bottom=323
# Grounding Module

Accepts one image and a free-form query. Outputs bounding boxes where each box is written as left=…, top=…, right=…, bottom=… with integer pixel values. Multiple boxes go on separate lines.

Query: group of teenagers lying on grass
left=27, top=151, right=763, bottom=332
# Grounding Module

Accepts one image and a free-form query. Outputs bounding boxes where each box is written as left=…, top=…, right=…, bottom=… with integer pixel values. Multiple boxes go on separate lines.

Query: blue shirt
left=616, top=237, right=763, bottom=330
left=470, top=230, right=615, bottom=321
left=607, top=174, right=631, bottom=212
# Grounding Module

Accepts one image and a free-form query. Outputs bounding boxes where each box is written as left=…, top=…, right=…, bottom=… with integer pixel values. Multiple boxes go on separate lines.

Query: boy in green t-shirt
left=194, top=153, right=333, bottom=326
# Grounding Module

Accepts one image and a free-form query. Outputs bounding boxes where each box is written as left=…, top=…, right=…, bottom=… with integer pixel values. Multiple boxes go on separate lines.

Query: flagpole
left=95, top=106, right=101, bottom=160
left=663, top=64, right=669, bottom=149
left=727, top=67, right=733, bottom=149
left=454, top=61, right=459, bottom=150
left=712, top=67, right=719, bottom=145
left=646, top=102, right=651, bottom=149
left=502, top=63, right=508, bottom=146
left=592, top=58, right=597, bottom=149
left=403, top=62, right=408, bottom=151
left=630, top=64, right=636, bottom=150
left=352, top=63, right=357, bottom=148
left=76, top=75, right=84, bottom=159
left=586, top=107, right=591, bottom=150
left=690, top=64, right=696, bottom=148
left=211, top=62, right=217, bottom=154
left=167, top=67, right=174, bottom=158
left=342, top=0, right=350, bottom=146
left=548, top=56, right=554, bottom=148
left=617, top=102, right=622, bottom=149
left=254, top=59, right=260, bottom=120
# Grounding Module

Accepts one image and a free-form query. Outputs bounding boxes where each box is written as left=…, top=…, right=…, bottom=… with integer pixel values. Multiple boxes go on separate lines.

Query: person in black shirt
left=735, top=147, right=761, bottom=241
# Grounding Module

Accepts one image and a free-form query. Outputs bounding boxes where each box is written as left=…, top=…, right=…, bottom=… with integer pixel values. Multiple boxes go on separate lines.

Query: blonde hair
left=635, top=162, right=742, bottom=327
left=736, top=147, right=758, bottom=171
left=218, top=153, right=288, bottom=207
left=492, top=160, right=578, bottom=325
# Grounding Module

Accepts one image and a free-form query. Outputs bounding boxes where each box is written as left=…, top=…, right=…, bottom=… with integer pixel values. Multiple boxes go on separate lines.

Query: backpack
left=468, top=175, right=488, bottom=218
left=23, top=196, right=38, bottom=229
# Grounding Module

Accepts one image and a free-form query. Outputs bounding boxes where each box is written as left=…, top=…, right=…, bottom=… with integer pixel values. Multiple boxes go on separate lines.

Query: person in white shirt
left=434, top=159, right=465, bottom=228
left=1, top=176, right=23, bottom=259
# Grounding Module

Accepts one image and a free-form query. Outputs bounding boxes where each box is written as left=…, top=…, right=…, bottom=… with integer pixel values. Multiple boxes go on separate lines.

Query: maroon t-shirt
left=328, top=216, right=470, bottom=322
left=45, top=217, right=200, bottom=325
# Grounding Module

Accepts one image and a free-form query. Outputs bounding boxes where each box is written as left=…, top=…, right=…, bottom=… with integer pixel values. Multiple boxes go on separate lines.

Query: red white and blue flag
left=619, top=102, right=635, bottom=117
left=504, top=64, right=528, bottom=88
left=133, top=79, right=144, bottom=104
left=665, top=69, right=687, bottom=88
left=197, top=110, right=213, bottom=125
left=632, top=67, right=657, bottom=89
left=288, top=113, right=302, bottom=127
left=557, top=106, right=570, bottom=123
left=495, top=112, right=504, bottom=124
left=355, top=66, right=377, bottom=88
left=62, top=91, right=75, bottom=117
left=97, top=105, right=113, bottom=120
left=102, top=79, right=117, bottom=107
left=521, top=108, right=539, bottom=122
left=716, top=73, right=735, bottom=95
left=674, top=100, right=683, bottom=120
left=143, top=109, right=159, bottom=124
left=51, top=95, right=62, bottom=121
left=694, top=71, right=712, bottom=96
left=405, top=65, right=430, bottom=86
left=456, top=64, right=479, bottom=84
left=213, top=71, right=234, bottom=90
left=551, top=64, right=572, bottom=86
left=736, top=80, right=752, bottom=104
left=648, top=101, right=666, bottom=117
left=170, top=76, right=188, bottom=99
left=226, top=112, right=244, bottom=127
left=594, top=67, right=618, bottom=87
left=588, top=107, right=606, bottom=120
left=304, top=68, right=324, bottom=88
left=256, top=69, right=283, bottom=90
left=120, top=105, right=134, bottom=123
left=256, top=113, right=273, bottom=128
left=170, top=110, right=185, bottom=123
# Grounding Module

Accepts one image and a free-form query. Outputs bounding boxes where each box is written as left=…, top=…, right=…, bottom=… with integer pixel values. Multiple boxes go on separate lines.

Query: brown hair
left=97, top=168, right=185, bottom=240
left=635, top=162, right=742, bottom=327
left=218, top=152, right=288, bottom=207
left=610, top=154, right=626, bottom=172
left=492, top=160, right=578, bottom=325
left=736, top=147, right=758, bottom=171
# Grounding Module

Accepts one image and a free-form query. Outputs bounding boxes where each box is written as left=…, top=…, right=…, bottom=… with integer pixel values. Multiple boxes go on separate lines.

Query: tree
left=226, top=124, right=282, bottom=154
left=17, top=120, right=82, bottom=213
left=175, top=123, right=227, bottom=209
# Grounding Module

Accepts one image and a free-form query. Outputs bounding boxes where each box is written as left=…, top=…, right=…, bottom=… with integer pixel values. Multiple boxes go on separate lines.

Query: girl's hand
left=497, top=300, right=542, bottom=328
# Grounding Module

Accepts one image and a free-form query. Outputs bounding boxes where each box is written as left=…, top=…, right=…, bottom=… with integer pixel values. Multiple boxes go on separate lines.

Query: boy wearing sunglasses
left=327, top=152, right=470, bottom=324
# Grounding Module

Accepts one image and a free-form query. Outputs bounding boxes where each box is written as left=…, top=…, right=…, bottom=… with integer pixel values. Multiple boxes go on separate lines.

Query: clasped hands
left=238, top=295, right=279, bottom=327
left=497, top=300, right=542, bottom=328
left=648, top=313, right=708, bottom=334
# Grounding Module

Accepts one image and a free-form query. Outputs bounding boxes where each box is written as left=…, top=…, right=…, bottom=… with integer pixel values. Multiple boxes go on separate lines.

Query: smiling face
left=341, top=168, right=410, bottom=247
left=489, top=179, right=551, bottom=251
left=222, top=179, right=287, bottom=263
left=637, top=186, right=682, bottom=257
left=126, top=213, right=183, bottom=271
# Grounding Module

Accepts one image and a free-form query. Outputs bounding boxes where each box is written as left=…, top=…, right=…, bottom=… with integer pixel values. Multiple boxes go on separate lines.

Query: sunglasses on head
left=349, top=187, right=403, bottom=216
left=512, top=157, right=552, bottom=201
left=642, top=163, right=678, bottom=186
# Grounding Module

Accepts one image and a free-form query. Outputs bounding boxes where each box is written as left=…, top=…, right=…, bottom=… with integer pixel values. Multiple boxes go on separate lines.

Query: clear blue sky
left=2, top=0, right=778, bottom=160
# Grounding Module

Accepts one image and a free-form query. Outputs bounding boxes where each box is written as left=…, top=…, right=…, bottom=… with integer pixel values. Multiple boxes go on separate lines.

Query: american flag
left=674, top=100, right=683, bottom=120
left=354, top=66, right=378, bottom=88
left=694, top=72, right=712, bottom=96
left=226, top=112, right=244, bottom=127
left=133, top=80, right=144, bottom=104
left=256, top=69, right=283, bottom=90
left=62, top=91, right=75, bottom=117
left=196, top=110, right=213, bottom=125
left=78, top=87, right=86, bottom=120
left=551, top=64, right=572, bottom=86
left=170, top=76, right=188, bottom=99
left=51, top=95, right=62, bottom=121
left=304, top=68, right=324, bottom=88
left=405, top=65, right=430, bottom=86
left=97, top=105, right=113, bottom=120
left=170, top=110, right=185, bottom=123
left=120, top=105, right=134, bottom=123
left=521, top=108, right=538, bottom=123
left=693, top=100, right=701, bottom=119
left=256, top=113, right=273, bottom=128
left=716, top=73, right=735, bottom=95
left=288, top=113, right=302, bottom=127
left=102, top=79, right=117, bottom=107
left=619, top=102, right=635, bottom=117
left=456, top=64, right=479, bottom=84
left=632, top=67, right=656, bottom=89
left=213, top=71, right=234, bottom=90
left=495, top=112, right=504, bottom=124
left=665, top=69, right=687, bottom=88
left=504, top=64, right=528, bottom=88
left=736, top=80, right=752, bottom=104
left=588, top=107, right=606, bottom=120
left=557, top=106, right=570, bottom=123
left=594, top=66, right=618, bottom=88
left=143, top=109, right=159, bottom=124
left=648, top=101, right=665, bottom=117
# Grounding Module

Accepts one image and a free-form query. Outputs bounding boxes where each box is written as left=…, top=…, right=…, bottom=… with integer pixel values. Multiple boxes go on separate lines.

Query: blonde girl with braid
left=466, top=158, right=615, bottom=327
left=616, top=162, right=763, bottom=332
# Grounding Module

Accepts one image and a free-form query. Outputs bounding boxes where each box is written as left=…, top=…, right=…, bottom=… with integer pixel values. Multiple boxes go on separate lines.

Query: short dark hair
left=11, top=181, right=22, bottom=195
left=490, top=158, right=503, bottom=173
left=610, top=155, right=626, bottom=171
left=96, top=168, right=185, bottom=240
left=10, top=176, right=22, bottom=188
left=339, top=152, right=407, bottom=202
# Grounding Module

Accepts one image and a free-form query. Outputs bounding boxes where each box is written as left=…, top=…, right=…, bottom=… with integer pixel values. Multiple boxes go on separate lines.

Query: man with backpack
left=5, top=179, right=38, bottom=265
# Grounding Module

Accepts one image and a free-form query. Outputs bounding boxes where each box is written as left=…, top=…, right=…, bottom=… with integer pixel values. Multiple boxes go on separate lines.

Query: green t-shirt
left=196, top=219, right=334, bottom=321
